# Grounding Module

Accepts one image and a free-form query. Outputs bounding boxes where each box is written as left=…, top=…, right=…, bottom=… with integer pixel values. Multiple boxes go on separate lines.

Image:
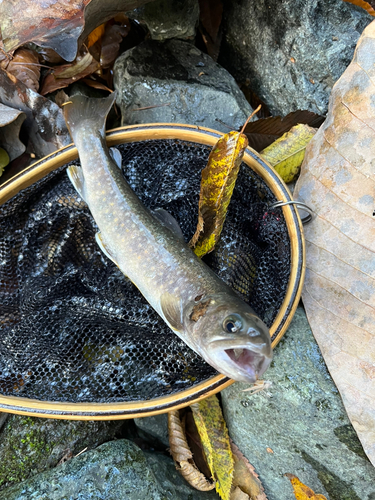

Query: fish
left=62, top=92, right=273, bottom=383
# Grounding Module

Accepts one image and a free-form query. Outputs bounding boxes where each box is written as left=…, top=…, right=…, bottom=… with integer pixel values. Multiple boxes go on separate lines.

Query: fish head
left=183, top=293, right=273, bottom=383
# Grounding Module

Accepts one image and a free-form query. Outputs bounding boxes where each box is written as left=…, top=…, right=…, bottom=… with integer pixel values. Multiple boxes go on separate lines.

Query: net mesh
left=0, top=139, right=290, bottom=403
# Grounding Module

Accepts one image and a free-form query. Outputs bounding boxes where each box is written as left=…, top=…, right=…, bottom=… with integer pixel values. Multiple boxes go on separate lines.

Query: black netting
left=0, top=139, right=290, bottom=403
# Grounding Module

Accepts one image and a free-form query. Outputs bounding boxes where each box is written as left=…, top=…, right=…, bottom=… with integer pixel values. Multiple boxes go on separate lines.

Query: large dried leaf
left=0, top=103, right=26, bottom=162
left=261, top=124, right=317, bottom=183
left=230, top=441, right=268, bottom=500
left=243, top=111, right=324, bottom=152
left=190, top=130, right=248, bottom=257
left=285, top=474, right=327, bottom=500
left=40, top=50, right=100, bottom=95
left=294, top=20, right=375, bottom=465
left=0, top=69, right=70, bottom=158
left=0, top=0, right=154, bottom=62
left=191, top=396, right=234, bottom=500
left=2, top=48, right=40, bottom=93
left=167, top=409, right=215, bottom=491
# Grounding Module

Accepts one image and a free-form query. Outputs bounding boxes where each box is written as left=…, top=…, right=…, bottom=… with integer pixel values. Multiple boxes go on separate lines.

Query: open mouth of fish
left=223, top=347, right=271, bottom=381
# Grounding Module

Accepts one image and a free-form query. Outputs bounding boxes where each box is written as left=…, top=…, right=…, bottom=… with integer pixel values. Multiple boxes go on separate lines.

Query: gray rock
left=219, top=0, right=372, bottom=116
left=134, top=413, right=170, bottom=449
left=145, top=451, right=219, bottom=499
left=0, top=415, right=121, bottom=490
left=0, top=439, right=219, bottom=500
left=129, top=0, right=199, bottom=40
left=113, top=39, right=253, bottom=133
left=221, top=306, right=375, bottom=500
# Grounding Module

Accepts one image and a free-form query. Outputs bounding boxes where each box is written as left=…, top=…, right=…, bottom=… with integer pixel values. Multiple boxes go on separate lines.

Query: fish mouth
left=224, top=347, right=271, bottom=382
left=206, top=342, right=272, bottom=383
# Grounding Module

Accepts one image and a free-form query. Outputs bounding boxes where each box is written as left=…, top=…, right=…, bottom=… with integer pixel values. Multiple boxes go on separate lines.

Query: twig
left=133, top=103, right=170, bottom=111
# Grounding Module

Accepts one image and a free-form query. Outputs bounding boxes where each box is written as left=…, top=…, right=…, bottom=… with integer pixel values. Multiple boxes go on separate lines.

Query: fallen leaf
left=198, top=0, right=223, bottom=61
left=231, top=487, right=250, bottom=500
left=260, top=124, right=317, bottom=183
left=190, top=106, right=262, bottom=257
left=294, top=20, right=375, bottom=465
left=0, top=103, right=26, bottom=162
left=0, top=69, right=70, bottom=157
left=191, top=395, right=234, bottom=500
left=0, top=0, right=154, bottom=62
left=242, top=111, right=324, bottom=152
left=3, top=47, right=41, bottom=93
left=168, top=409, right=215, bottom=491
left=285, top=474, right=327, bottom=500
left=230, top=440, right=268, bottom=500
left=0, top=148, right=9, bottom=177
left=40, top=50, right=100, bottom=95
left=100, top=22, right=130, bottom=69
left=343, top=0, right=375, bottom=16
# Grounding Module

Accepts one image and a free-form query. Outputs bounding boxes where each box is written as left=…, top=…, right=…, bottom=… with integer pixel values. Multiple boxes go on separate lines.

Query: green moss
left=0, top=417, right=55, bottom=488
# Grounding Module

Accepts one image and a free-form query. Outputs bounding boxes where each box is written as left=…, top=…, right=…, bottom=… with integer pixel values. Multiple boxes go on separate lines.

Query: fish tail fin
left=62, top=92, right=117, bottom=142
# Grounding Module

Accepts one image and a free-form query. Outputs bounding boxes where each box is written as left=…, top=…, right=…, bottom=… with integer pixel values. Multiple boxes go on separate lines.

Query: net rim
left=0, top=123, right=305, bottom=419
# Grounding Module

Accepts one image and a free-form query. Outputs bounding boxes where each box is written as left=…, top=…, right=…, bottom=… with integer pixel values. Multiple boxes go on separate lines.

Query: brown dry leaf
left=40, top=50, right=100, bottom=95
left=343, top=0, right=375, bottom=16
left=100, top=23, right=130, bottom=69
left=4, top=48, right=41, bottom=93
left=285, top=474, right=327, bottom=500
left=168, top=409, right=215, bottom=491
left=0, top=103, right=26, bottom=162
left=230, top=440, right=268, bottom=500
left=294, top=20, right=375, bottom=465
left=198, top=0, right=223, bottom=61
left=0, top=69, right=70, bottom=157
left=0, top=0, right=154, bottom=62
left=231, top=487, right=250, bottom=500
left=243, top=111, right=324, bottom=152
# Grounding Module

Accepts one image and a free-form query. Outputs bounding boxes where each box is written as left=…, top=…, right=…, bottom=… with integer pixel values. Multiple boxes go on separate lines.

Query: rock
left=221, top=306, right=375, bottom=500
left=0, top=439, right=219, bottom=500
left=113, top=39, right=253, bottom=133
left=0, top=415, right=122, bottom=490
left=134, top=414, right=170, bottom=450
left=128, top=0, right=199, bottom=40
left=219, top=0, right=372, bottom=116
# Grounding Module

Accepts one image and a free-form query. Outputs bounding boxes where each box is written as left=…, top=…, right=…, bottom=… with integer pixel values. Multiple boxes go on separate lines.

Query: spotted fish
left=62, top=93, right=273, bottom=383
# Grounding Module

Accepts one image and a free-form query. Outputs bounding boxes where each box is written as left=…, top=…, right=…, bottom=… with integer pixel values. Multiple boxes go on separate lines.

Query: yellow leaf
left=260, top=124, right=316, bottom=183
left=191, top=395, right=234, bottom=500
left=0, top=147, right=10, bottom=177
left=343, top=0, right=375, bottom=16
left=87, top=23, right=106, bottom=48
left=285, top=474, right=327, bottom=500
left=189, top=130, right=248, bottom=257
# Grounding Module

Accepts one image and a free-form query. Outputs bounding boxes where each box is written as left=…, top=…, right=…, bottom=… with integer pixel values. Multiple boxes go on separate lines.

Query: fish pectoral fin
left=109, top=147, right=122, bottom=169
left=152, top=208, right=185, bottom=241
left=160, top=292, right=184, bottom=332
left=95, top=232, right=119, bottom=266
left=67, top=165, right=86, bottom=202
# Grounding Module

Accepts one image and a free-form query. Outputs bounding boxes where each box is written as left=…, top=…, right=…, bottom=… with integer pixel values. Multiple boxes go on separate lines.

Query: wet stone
left=221, top=306, right=375, bottom=500
left=0, top=415, right=122, bottom=491
left=0, top=439, right=219, bottom=500
left=128, top=0, right=199, bottom=41
left=219, top=0, right=372, bottom=116
left=113, top=38, right=253, bottom=133
left=134, top=413, right=170, bottom=449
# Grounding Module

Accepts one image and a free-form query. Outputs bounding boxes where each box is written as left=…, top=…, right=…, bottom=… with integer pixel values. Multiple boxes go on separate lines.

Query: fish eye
left=223, top=315, right=243, bottom=334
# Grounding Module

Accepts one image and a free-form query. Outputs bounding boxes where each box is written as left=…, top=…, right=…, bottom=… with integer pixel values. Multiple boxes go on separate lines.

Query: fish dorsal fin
left=160, top=292, right=183, bottom=331
left=152, top=208, right=185, bottom=241
left=109, top=147, right=122, bottom=169
left=67, top=165, right=86, bottom=202
left=95, top=232, right=119, bottom=267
